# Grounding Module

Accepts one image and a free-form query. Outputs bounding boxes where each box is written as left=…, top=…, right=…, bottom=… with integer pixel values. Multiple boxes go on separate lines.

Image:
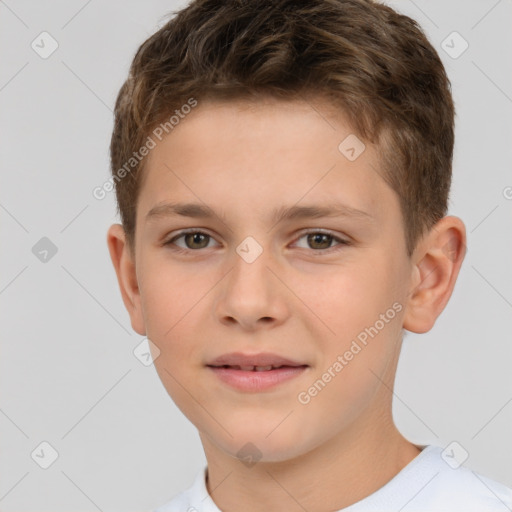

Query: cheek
left=139, top=260, right=203, bottom=341
left=138, top=266, right=207, bottom=400
left=340, top=252, right=404, bottom=319
left=332, top=263, right=403, bottom=374
left=297, top=257, right=393, bottom=339
left=298, top=256, right=403, bottom=402
left=147, top=289, right=206, bottom=423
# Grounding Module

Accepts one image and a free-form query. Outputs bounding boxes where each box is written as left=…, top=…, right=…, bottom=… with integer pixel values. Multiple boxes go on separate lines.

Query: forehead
left=137, top=97, right=395, bottom=226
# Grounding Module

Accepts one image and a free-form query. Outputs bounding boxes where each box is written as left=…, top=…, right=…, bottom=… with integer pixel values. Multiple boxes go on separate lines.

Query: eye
left=163, top=229, right=350, bottom=254
left=293, top=230, right=350, bottom=253
left=164, top=230, right=218, bottom=251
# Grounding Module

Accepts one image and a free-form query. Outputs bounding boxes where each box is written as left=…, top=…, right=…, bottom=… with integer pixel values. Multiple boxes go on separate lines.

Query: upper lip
left=207, top=352, right=307, bottom=368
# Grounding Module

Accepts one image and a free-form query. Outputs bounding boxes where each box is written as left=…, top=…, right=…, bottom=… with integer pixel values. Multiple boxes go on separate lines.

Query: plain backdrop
left=1, top=0, right=511, bottom=510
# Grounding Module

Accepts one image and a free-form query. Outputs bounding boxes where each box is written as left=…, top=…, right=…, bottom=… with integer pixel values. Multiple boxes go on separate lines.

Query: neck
left=201, top=413, right=421, bottom=512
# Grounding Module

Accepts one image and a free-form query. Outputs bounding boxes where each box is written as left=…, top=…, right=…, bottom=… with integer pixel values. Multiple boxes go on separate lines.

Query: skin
left=107, top=97, right=466, bottom=511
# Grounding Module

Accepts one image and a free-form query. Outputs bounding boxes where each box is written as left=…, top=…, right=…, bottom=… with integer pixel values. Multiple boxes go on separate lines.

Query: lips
left=206, top=352, right=309, bottom=391
left=206, top=352, right=308, bottom=369
left=215, top=364, right=291, bottom=371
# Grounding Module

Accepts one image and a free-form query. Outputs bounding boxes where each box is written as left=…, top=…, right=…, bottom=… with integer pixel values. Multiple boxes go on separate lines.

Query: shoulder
left=367, top=445, right=512, bottom=512
left=343, top=445, right=512, bottom=512
left=418, top=448, right=512, bottom=511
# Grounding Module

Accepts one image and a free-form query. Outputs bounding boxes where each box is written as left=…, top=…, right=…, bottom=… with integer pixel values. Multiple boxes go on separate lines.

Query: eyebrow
left=145, top=201, right=374, bottom=225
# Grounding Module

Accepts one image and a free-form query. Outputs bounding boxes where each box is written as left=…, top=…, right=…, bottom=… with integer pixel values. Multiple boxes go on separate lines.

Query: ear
left=106, top=224, right=146, bottom=336
left=403, top=216, right=467, bottom=334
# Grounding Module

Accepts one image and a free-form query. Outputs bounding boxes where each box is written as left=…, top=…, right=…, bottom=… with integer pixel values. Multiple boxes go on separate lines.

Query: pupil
left=186, top=233, right=208, bottom=249
left=309, top=233, right=331, bottom=249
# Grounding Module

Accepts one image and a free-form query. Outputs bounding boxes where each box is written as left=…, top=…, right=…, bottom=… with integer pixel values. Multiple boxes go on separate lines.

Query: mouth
left=206, top=356, right=309, bottom=392
left=208, top=364, right=307, bottom=371
left=206, top=351, right=307, bottom=369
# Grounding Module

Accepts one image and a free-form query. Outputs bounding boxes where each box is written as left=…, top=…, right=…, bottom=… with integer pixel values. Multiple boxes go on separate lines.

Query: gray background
left=1, top=0, right=511, bottom=510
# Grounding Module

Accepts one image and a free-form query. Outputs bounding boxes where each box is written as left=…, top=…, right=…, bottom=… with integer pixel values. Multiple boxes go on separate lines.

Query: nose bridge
left=215, top=235, right=289, bottom=328
left=230, top=235, right=275, bottom=299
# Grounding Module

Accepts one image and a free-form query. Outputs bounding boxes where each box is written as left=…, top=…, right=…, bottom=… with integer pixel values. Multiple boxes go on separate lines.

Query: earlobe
left=106, top=224, right=146, bottom=336
left=403, top=216, right=467, bottom=334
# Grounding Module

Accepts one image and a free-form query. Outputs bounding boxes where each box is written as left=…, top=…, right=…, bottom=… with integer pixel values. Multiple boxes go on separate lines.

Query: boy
left=106, top=0, right=512, bottom=510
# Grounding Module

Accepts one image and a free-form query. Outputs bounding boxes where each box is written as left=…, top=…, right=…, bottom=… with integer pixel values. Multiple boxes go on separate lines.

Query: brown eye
left=293, top=230, right=350, bottom=254
left=307, top=233, right=334, bottom=250
left=183, top=232, right=210, bottom=249
left=165, top=231, right=216, bottom=251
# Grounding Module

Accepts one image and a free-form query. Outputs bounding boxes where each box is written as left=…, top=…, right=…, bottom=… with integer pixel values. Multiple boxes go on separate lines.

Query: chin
left=216, top=424, right=315, bottom=465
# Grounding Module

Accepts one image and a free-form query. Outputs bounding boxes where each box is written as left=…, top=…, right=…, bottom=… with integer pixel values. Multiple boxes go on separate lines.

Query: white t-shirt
left=154, top=445, right=512, bottom=511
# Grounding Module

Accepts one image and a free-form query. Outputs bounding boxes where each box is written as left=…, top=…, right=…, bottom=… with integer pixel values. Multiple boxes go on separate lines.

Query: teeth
left=255, top=365, right=273, bottom=371
left=213, top=364, right=292, bottom=371
left=231, top=365, right=282, bottom=371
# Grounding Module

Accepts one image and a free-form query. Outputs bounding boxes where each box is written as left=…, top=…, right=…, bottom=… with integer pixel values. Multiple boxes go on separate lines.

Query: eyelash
left=163, top=228, right=351, bottom=256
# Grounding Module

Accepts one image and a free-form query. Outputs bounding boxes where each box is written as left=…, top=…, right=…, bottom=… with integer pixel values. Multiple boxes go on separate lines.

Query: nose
left=214, top=245, right=290, bottom=331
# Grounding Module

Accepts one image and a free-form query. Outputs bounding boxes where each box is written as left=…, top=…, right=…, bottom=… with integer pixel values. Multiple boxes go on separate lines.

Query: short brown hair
left=110, top=0, right=455, bottom=257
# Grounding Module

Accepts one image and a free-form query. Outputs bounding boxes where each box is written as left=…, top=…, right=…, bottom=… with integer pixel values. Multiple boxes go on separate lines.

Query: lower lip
left=207, top=365, right=308, bottom=392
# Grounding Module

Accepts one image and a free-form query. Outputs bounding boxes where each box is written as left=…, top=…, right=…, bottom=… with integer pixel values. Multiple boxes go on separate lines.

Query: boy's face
left=115, top=97, right=419, bottom=462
